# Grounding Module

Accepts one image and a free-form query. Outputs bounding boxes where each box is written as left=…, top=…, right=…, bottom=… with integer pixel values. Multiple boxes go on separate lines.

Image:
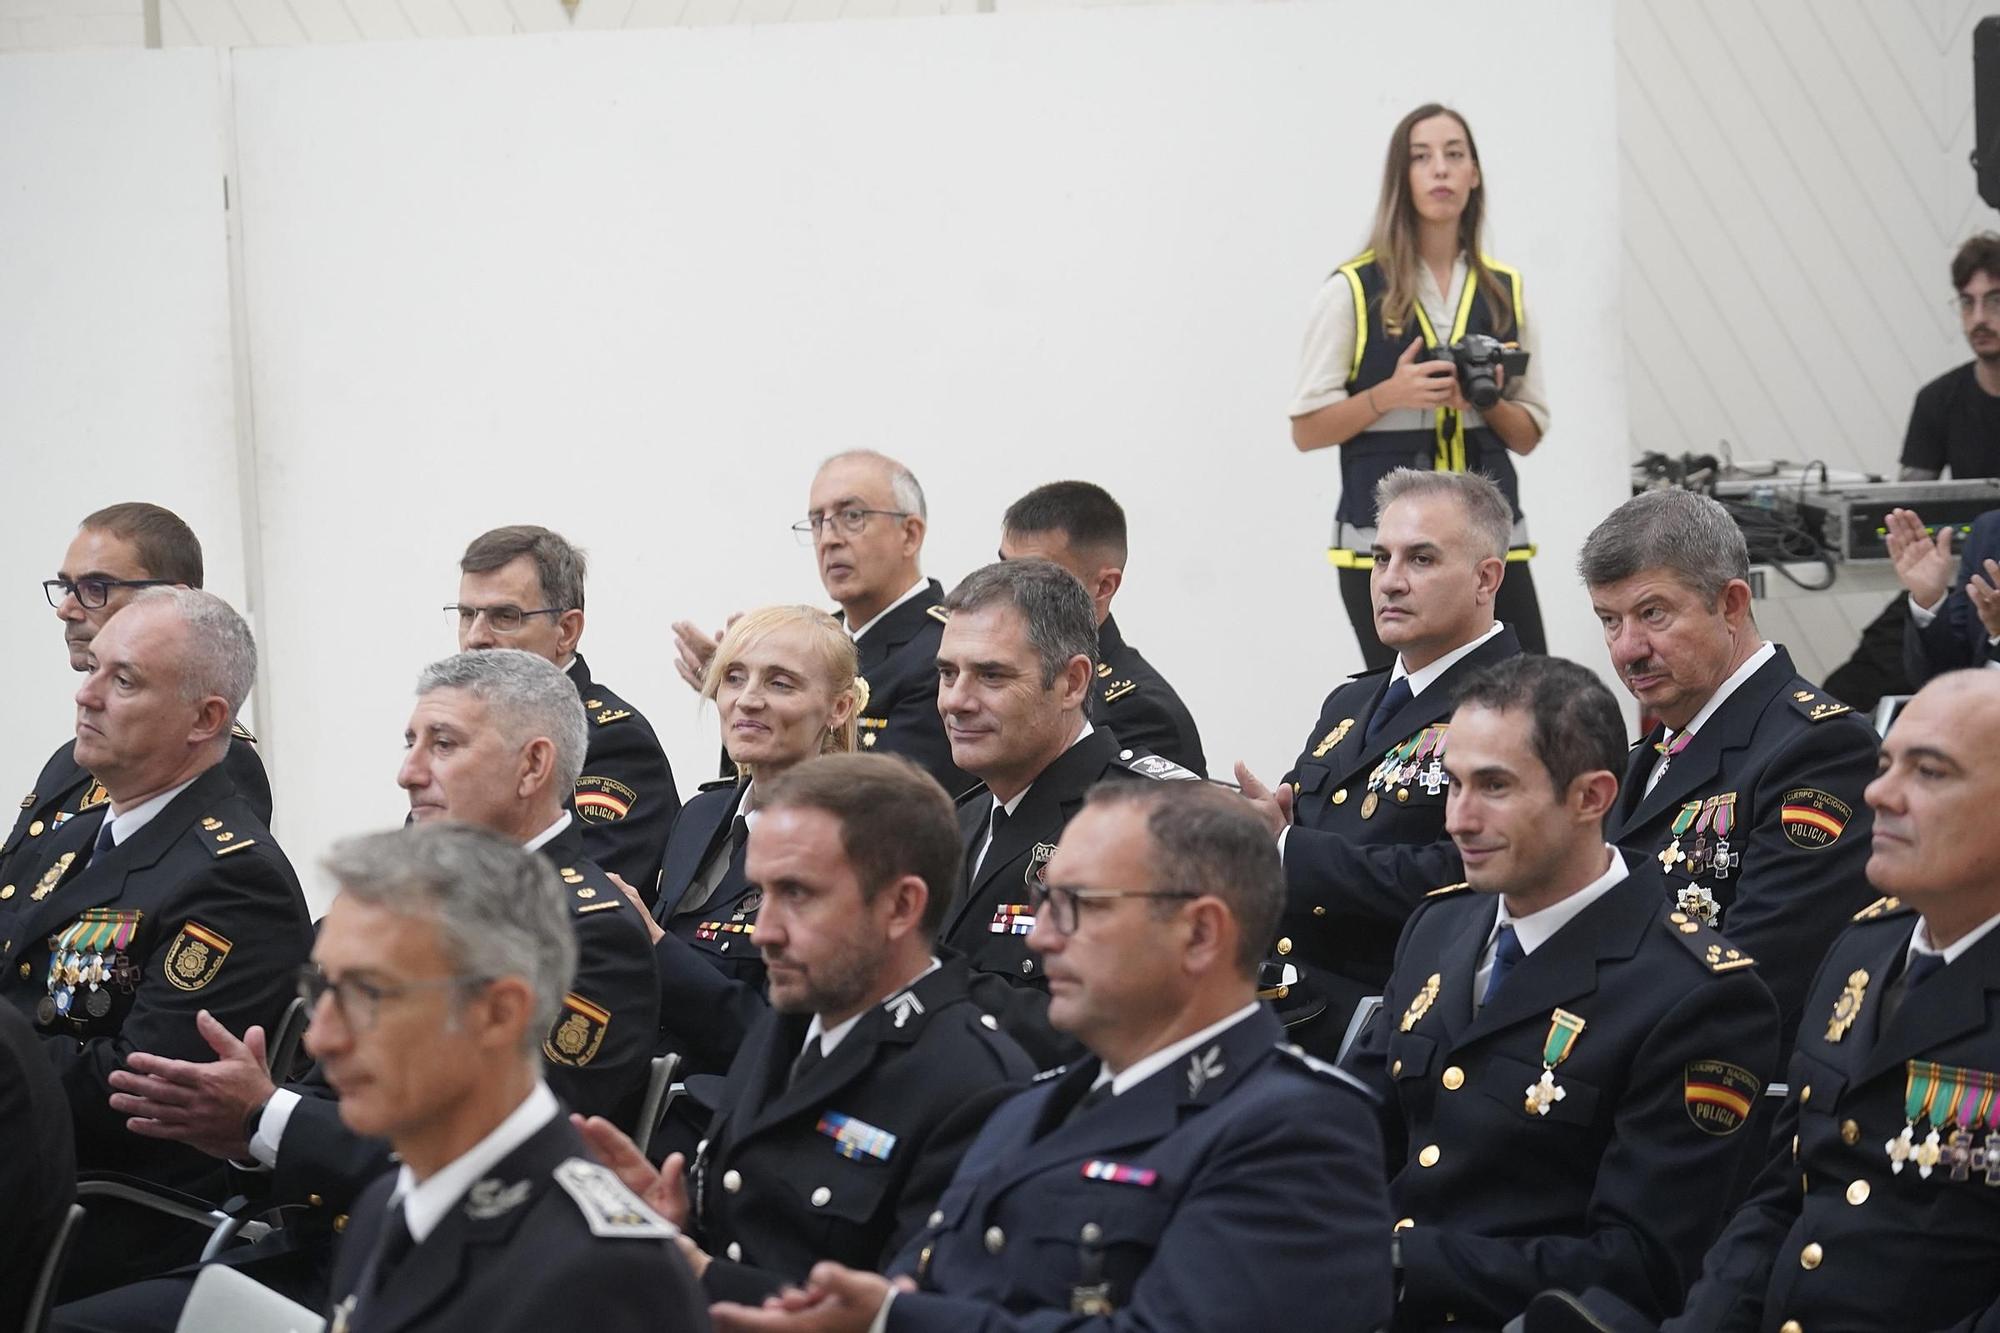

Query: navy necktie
left=1365, top=676, right=1415, bottom=746
left=1481, top=923, right=1525, bottom=1007
left=1883, top=950, right=1945, bottom=1028
left=92, top=816, right=117, bottom=859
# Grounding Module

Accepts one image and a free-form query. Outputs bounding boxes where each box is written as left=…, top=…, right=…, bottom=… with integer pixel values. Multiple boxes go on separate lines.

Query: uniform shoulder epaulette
left=926, top=604, right=950, bottom=624
left=1663, top=909, right=1757, bottom=974
left=591, top=705, right=635, bottom=726
left=552, top=1158, right=678, bottom=1240
left=1276, top=1043, right=1374, bottom=1098
left=1033, top=1064, right=1069, bottom=1083
left=1784, top=686, right=1852, bottom=724
left=230, top=721, right=258, bottom=744
left=197, top=815, right=259, bottom=858
left=554, top=866, right=621, bottom=914
left=1424, top=881, right=1471, bottom=899
left=1113, top=748, right=1200, bottom=782
left=1852, top=895, right=1910, bottom=922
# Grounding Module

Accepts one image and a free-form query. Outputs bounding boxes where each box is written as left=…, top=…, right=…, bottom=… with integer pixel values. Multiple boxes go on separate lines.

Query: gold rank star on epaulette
left=594, top=708, right=632, bottom=726
left=198, top=816, right=259, bottom=858
left=1852, top=895, right=1907, bottom=921
left=1786, top=688, right=1852, bottom=723
left=1664, top=909, right=1756, bottom=972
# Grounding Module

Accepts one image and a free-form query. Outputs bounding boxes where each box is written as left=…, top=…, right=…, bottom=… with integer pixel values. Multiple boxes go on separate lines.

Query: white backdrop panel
left=231, top=0, right=1626, bottom=900
left=0, top=50, right=245, bottom=799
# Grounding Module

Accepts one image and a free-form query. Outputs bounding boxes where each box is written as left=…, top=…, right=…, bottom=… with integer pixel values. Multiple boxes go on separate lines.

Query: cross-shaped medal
left=1978, top=1131, right=2000, bottom=1187
left=1657, top=839, right=1687, bottom=873
left=1710, top=840, right=1739, bottom=880
left=1946, top=1126, right=1977, bottom=1182
left=1419, top=760, right=1447, bottom=796
left=1524, top=1069, right=1566, bottom=1116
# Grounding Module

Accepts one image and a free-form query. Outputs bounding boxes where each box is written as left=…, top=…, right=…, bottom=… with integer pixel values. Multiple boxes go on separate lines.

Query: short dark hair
left=1952, top=233, right=2000, bottom=291
left=942, top=560, right=1099, bottom=689
left=757, top=754, right=963, bottom=937
left=1002, top=481, right=1129, bottom=565
left=460, top=526, right=587, bottom=612
left=1577, top=489, right=1749, bottom=606
left=1452, top=656, right=1628, bottom=806
left=81, top=503, right=203, bottom=586
left=1082, top=782, right=1282, bottom=977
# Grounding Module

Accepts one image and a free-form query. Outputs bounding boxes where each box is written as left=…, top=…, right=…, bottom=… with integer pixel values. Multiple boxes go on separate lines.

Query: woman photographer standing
left=1289, top=102, right=1548, bottom=667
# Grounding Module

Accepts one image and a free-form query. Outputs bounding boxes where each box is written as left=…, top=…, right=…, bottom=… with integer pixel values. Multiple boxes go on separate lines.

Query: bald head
left=1866, top=671, right=2000, bottom=946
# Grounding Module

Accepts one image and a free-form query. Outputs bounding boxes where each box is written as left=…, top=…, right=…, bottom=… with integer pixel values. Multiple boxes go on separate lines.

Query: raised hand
left=108, top=1009, right=274, bottom=1160
left=1884, top=508, right=1957, bottom=610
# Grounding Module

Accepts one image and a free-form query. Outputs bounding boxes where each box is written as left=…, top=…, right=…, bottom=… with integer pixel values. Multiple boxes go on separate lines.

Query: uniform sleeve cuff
left=249, top=1087, right=303, bottom=1168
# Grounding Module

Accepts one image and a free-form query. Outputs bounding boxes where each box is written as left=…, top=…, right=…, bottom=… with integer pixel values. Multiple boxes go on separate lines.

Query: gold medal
left=1825, top=970, right=1869, bottom=1043
left=1360, top=791, right=1379, bottom=820
left=1399, top=973, right=1442, bottom=1031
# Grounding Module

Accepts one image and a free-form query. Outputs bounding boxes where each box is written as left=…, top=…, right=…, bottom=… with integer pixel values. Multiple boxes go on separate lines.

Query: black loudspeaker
left=1976, top=16, right=2000, bottom=208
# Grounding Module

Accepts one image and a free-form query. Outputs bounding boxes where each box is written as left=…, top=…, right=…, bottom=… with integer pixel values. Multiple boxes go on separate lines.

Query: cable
left=1719, top=496, right=1836, bottom=591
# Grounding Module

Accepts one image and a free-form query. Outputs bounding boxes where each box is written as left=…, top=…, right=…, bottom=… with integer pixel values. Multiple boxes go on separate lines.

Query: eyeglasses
left=444, top=603, right=564, bottom=634
left=1955, top=293, right=2000, bottom=317
left=1028, top=881, right=1199, bottom=936
left=790, top=507, right=910, bottom=545
left=43, top=577, right=175, bottom=610
left=297, top=964, right=487, bottom=1033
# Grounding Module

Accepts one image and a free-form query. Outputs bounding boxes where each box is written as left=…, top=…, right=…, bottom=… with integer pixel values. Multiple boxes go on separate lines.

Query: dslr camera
left=1428, top=335, right=1530, bottom=409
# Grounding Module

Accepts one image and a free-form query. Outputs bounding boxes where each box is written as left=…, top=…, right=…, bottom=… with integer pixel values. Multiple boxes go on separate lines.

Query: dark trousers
left=1338, top=562, right=1547, bottom=671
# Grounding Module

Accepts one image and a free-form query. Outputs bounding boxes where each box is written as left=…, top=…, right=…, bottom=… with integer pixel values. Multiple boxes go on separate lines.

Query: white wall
left=0, top=49, right=245, bottom=796
left=205, top=1, right=1626, bottom=898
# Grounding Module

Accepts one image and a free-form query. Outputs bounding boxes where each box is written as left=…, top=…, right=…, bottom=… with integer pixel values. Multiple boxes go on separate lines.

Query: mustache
left=1622, top=660, right=1662, bottom=679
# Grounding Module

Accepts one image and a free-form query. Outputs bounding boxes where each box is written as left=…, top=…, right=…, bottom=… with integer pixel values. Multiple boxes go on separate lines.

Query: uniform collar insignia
left=885, top=990, right=926, bottom=1028
left=1185, top=1045, right=1225, bottom=1099
left=463, top=1176, right=532, bottom=1220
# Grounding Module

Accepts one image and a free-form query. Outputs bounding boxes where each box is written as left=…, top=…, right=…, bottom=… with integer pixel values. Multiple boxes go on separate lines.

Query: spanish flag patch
left=1780, top=788, right=1850, bottom=850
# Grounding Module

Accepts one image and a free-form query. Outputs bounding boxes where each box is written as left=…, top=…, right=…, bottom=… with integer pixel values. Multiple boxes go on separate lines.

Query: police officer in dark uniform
left=1581, top=489, right=1881, bottom=1051
left=581, top=755, right=1033, bottom=1304
left=934, top=561, right=1197, bottom=1065
left=673, top=451, right=970, bottom=794
left=59, top=650, right=656, bottom=1330
left=1346, top=657, right=1779, bottom=1332
left=453, top=524, right=679, bottom=886
left=1522, top=669, right=2000, bottom=1333
left=308, top=825, right=706, bottom=1333
left=0, top=589, right=311, bottom=1297
left=642, top=606, right=870, bottom=1076
left=704, top=782, right=1394, bottom=1333
left=1238, top=470, right=1521, bottom=1060
left=5, top=503, right=271, bottom=899
left=999, top=480, right=1207, bottom=776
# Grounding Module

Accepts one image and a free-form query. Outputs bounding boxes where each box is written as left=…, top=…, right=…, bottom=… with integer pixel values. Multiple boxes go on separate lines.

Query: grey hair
left=322, top=824, right=577, bottom=1055
left=1374, top=468, right=1513, bottom=561
left=128, top=587, right=256, bottom=728
left=416, top=649, right=588, bottom=792
left=943, top=559, right=1099, bottom=693
left=1578, top=489, right=1751, bottom=605
left=1082, top=782, right=1283, bottom=978
left=821, top=449, right=928, bottom=521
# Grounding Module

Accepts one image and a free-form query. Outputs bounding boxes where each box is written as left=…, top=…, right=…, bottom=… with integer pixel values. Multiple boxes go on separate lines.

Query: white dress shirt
left=1472, top=849, right=1629, bottom=1009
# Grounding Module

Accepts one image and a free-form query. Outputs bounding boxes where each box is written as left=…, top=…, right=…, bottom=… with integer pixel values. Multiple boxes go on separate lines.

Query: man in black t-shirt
left=1901, top=232, right=2000, bottom=481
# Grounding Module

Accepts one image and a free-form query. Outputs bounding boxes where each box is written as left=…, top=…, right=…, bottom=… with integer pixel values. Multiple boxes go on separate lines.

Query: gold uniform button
left=1391, top=1059, right=1403, bottom=1077
left=27, top=821, right=43, bottom=837
left=1393, top=1217, right=1415, bottom=1232
left=1396, top=789, right=1410, bottom=803
left=984, top=1226, right=1006, bottom=1254
left=1840, top=1119, right=1860, bottom=1145
left=334, top=1214, right=349, bottom=1233
left=722, top=1169, right=742, bottom=1193
left=308, top=1194, right=323, bottom=1207
left=0, top=885, right=13, bottom=901
left=1779, top=1323, right=1802, bottom=1333
left=1799, top=1242, right=1823, bottom=1270
left=1800, top=1084, right=1812, bottom=1105
left=1442, top=1067, right=1465, bottom=1091
left=1418, top=1144, right=1441, bottom=1168
left=18, top=963, right=30, bottom=979
left=811, top=1186, right=832, bottom=1207
left=1312, top=906, right=1327, bottom=917
left=1332, top=789, right=1349, bottom=806
left=1276, top=938, right=1293, bottom=956
left=1846, top=1180, right=1870, bottom=1205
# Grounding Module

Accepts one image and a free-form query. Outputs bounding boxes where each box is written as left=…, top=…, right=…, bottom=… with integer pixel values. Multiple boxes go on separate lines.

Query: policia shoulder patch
left=544, top=992, right=610, bottom=1067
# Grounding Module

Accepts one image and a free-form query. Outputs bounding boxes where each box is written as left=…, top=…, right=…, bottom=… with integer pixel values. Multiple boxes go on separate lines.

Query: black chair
left=631, top=1052, right=684, bottom=1159
left=23, top=1202, right=86, bottom=1333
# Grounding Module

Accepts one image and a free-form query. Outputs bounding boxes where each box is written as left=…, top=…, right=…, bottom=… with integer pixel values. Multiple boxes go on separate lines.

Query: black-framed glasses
left=1028, top=881, right=1199, bottom=936
left=297, top=964, right=487, bottom=1033
left=43, top=577, right=175, bottom=610
left=1954, top=292, right=2000, bottom=317
left=443, top=603, right=564, bottom=634
left=790, top=507, right=910, bottom=545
